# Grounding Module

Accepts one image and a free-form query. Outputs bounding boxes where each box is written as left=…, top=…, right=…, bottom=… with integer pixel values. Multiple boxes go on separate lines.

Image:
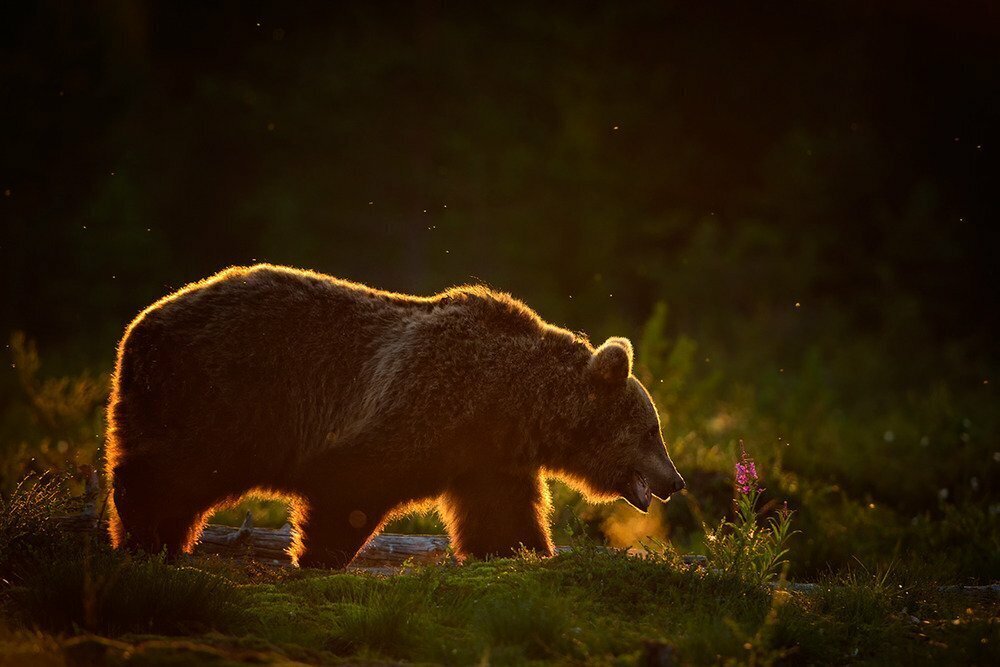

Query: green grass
left=10, top=547, right=251, bottom=636
left=1, top=546, right=997, bottom=665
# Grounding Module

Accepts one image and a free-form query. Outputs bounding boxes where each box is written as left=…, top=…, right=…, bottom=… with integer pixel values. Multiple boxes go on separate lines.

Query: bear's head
left=555, top=337, right=685, bottom=512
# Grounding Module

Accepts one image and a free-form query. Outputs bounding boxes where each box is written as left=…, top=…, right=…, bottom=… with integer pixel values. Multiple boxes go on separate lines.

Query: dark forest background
left=3, top=1, right=998, bottom=356
left=1, top=1, right=998, bottom=578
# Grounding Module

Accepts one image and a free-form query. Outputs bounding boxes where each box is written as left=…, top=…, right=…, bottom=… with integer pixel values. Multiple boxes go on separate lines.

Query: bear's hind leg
left=291, top=451, right=400, bottom=569
left=440, top=471, right=554, bottom=560
left=291, top=444, right=433, bottom=569
left=294, top=493, right=391, bottom=569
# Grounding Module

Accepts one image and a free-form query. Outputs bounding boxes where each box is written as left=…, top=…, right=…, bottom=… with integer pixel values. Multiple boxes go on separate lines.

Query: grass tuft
left=325, top=586, right=424, bottom=658
left=475, top=584, right=575, bottom=659
left=0, top=473, right=72, bottom=577
left=12, top=547, right=251, bottom=636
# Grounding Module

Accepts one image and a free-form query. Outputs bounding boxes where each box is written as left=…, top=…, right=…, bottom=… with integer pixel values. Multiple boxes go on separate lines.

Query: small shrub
left=4, top=333, right=107, bottom=485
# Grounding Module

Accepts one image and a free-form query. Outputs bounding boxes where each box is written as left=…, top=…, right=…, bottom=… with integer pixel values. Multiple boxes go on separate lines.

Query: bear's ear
left=588, top=337, right=633, bottom=386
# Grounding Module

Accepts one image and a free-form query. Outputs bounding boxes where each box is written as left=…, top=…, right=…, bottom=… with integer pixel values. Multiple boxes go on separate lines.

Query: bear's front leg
left=440, top=470, right=554, bottom=560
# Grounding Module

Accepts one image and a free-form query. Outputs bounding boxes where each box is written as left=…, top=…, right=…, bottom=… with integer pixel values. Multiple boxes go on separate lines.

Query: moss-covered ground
left=1, top=543, right=997, bottom=666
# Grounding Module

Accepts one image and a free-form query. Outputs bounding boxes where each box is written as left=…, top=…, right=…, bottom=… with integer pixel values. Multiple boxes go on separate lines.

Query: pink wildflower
left=735, top=442, right=760, bottom=495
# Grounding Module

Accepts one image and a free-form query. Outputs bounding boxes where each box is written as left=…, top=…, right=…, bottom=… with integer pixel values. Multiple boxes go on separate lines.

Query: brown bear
left=105, top=264, right=685, bottom=567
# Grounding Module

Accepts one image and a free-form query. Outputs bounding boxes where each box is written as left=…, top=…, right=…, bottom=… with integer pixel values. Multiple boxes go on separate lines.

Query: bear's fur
left=106, top=264, right=684, bottom=567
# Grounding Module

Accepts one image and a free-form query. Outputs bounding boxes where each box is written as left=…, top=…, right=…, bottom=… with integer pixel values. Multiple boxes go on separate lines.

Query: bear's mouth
left=621, top=469, right=652, bottom=512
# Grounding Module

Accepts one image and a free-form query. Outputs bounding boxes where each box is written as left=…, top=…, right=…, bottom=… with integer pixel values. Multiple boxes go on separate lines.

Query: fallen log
left=195, top=511, right=454, bottom=569
left=63, top=472, right=455, bottom=569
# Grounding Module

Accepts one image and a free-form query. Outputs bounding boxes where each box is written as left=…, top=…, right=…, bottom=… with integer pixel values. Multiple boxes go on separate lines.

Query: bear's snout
left=656, top=473, right=686, bottom=497
left=649, top=472, right=685, bottom=501
left=646, top=454, right=685, bottom=502
left=621, top=458, right=686, bottom=512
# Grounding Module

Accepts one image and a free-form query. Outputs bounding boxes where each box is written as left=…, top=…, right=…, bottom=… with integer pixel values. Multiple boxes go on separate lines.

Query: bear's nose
left=669, top=476, right=686, bottom=494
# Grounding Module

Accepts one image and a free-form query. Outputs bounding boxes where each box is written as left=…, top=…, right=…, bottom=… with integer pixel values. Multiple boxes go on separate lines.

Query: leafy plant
left=705, top=443, right=798, bottom=584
